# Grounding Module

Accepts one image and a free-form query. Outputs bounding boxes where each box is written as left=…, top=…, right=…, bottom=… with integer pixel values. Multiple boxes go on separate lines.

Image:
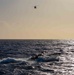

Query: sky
left=0, top=0, right=74, bottom=39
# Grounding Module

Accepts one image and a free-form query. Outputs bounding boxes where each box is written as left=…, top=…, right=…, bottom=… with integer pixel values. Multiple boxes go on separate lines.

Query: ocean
left=0, top=40, right=74, bottom=75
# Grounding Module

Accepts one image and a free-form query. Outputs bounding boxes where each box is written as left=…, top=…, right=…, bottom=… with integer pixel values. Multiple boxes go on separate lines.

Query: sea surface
left=0, top=40, right=74, bottom=75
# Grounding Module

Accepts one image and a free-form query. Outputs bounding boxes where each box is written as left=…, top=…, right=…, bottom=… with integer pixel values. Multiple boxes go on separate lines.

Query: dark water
left=0, top=40, right=74, bottom=75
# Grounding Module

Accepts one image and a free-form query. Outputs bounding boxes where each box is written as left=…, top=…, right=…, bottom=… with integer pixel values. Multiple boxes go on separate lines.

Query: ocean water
left=0, top=40, right=74, bottom=75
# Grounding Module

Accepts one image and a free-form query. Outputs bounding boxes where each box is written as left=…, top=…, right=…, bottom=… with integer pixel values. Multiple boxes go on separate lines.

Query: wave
left=0, top=58, right=18, bottom=64
left=0, top=57, right=36, bottom=65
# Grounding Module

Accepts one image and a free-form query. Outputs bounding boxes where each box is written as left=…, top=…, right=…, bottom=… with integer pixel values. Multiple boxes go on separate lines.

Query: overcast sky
left=0, top=0, right=74, bottom=39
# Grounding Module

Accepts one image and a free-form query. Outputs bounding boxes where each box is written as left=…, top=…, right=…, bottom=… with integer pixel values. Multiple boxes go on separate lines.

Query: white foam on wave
left=15, top=57, right=36, bottom=64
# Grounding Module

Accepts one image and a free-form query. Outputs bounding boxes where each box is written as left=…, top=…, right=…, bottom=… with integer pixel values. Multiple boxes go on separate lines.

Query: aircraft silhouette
left=34, top=6, right=37, bottom=9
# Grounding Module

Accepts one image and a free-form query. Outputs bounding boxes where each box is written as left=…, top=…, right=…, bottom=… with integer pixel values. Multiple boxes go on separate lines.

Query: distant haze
left=0, top=0, right=74, bottom=39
